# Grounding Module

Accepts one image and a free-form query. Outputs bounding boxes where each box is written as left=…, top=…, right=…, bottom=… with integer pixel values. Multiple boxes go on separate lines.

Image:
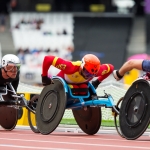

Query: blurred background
left=0, top=0, right=149, bottom=85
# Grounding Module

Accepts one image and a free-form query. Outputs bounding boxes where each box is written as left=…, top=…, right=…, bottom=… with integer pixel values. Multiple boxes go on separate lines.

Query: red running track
left=0, top=127, right=149, bottom=150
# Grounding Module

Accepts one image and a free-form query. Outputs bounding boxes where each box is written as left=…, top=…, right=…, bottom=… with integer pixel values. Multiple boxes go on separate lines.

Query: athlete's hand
left=41, top=75, right=52, bottom=86
left=92, top=79, right=101, bottom=89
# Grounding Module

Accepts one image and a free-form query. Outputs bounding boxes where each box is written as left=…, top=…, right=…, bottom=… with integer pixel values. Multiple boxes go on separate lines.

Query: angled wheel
left=36, top=78, right=67, bottom=135
left=0, top=107, right=17, bottom=130
left=72, top=90, right=101, bottom=135
left=119, top=79, right=150, bottom=140
left=0, top=93, right=18, bottom=130
left=72, top=106, right=101, bottom=135
left=28, top=94, right=40, bottom=133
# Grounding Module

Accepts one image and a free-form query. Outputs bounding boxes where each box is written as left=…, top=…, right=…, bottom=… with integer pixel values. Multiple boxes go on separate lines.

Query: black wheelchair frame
left=0, top=82, right=37, bottom=131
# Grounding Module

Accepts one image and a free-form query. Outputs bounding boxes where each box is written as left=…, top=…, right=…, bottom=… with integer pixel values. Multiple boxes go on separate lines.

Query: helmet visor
left=82, top=67, right=95, bottom=79
left=4, top=63, right=21, bottom=72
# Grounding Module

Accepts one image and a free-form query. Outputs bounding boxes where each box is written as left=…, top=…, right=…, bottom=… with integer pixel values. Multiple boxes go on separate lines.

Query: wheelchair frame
left=53, top=76, right=119, bottom=114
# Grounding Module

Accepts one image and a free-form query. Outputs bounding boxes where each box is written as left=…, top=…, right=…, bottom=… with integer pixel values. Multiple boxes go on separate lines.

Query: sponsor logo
left=56, top=64, right=66, bottom=70
left=101, top=70, right=108, bottom=75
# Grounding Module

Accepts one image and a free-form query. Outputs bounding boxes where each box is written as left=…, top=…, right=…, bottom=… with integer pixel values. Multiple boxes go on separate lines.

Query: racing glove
left=141, top=72, right=150, bottom=80
left=41, top=75, right=52, bottom=86
left=92, top=79, right=101, bottom=89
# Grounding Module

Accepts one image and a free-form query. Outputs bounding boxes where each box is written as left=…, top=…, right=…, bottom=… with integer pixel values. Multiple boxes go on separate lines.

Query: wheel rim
left=40, top=90, right=59, bottom=122
left=125, top=92, right=147, bottom=127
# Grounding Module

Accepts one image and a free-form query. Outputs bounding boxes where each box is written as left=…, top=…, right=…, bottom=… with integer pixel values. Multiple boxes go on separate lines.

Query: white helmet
left=1, top=54, right=21, bottom=67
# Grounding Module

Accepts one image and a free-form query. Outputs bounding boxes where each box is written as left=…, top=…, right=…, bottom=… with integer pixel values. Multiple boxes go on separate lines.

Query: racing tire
left=119, top=79, right=150, bottom=140
left=28, top=94, right=40, bottom=133
left=36, top=79, right=67, bottom=135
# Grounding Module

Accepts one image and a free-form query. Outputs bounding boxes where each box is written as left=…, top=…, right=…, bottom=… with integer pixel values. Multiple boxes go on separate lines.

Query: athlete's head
left=1, top=54, right=21, bottom=78
left=80, top=54, right=101, bottom=79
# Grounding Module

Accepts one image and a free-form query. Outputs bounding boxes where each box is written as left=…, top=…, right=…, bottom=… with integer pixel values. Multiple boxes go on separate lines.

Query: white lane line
left=0, top=132, right=149, bottom=143
left=0, top=144, right=77, bottom=150
left=0, top=138, right=149, bottom=149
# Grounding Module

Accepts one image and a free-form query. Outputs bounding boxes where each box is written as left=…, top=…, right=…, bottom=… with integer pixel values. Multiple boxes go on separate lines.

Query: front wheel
left=28, top=94, right=40, bottom=133
left=114, top=97, right=124, bottom=138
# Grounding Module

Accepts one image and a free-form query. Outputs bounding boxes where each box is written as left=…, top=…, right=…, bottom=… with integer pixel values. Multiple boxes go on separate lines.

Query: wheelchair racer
left=41, top=54, right=114, bottom=93
left=0, top=54, right=21, bottom=95
left=113, top=59, right=150, bottom=81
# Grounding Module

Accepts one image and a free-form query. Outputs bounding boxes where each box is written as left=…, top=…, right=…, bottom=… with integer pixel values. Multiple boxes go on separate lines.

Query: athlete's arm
left=96, top=64, right=114, bottom=82
left=42, top=55, right=78, bottom=76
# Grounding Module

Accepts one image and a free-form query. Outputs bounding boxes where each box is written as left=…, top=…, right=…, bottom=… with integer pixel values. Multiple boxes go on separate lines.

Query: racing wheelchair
left=0, top=82, right=38, bottom=132
left=35, top=76, right=150, bottom=140
left=115, top=78, right=150, bottom=140
left=35, top=76, right=120, bottom=135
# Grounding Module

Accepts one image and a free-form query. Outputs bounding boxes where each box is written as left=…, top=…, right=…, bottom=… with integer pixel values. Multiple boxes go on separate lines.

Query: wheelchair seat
left=70, top=88, right=89, bottom=96
left=67, top=84, right=91, bottom=98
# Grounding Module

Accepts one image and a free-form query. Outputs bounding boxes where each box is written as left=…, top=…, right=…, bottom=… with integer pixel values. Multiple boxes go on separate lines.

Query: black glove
left=92, top=79, right=101, bottom=89
left=41, top=75, right=52, bottom=86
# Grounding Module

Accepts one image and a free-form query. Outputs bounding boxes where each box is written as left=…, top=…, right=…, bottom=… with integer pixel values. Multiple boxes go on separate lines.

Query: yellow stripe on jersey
left=106, top=64, right=110, bottom=72
left=52, top=57, right=58, bottom=66
left=101, top=64, right=110, bottom=75
left=71, top=61, right=82, bottom=66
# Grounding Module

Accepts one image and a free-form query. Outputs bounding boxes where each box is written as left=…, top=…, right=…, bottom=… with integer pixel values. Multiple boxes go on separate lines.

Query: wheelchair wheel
left=28, top=94, right=40, bottom=133
left=0, top=107, right=18, bottom=130
left=36, top=78, right=67, bottom=135
left=0, top=93, right=18, bottom=130
left=119, top=79, right=150, bottom=140
left=72, top=91, right=101, bottom=135
left=72, top=106, right=101, bottom=135
left=17, top=107, right=23, bottom=120
left=114, top=97, right=124, bottom=138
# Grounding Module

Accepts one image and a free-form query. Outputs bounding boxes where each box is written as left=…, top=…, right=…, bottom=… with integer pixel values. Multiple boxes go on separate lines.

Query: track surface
left=0, top=126, right=150, bottom=150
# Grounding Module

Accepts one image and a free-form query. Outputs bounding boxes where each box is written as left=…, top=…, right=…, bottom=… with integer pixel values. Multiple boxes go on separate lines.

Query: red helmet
left=81, top=54, right=101, bottom=77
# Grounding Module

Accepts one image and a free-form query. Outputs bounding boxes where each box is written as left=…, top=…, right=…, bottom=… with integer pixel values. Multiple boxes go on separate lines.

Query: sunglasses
left=82, top=67, right=95, bottom=79
left=4, top=63, right=21, bottom=72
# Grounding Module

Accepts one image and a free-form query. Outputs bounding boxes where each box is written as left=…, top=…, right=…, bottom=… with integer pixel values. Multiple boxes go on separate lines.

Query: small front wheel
left=114, top=97, right=124, bottom=138
left=28, top=94, right=40, bottom=133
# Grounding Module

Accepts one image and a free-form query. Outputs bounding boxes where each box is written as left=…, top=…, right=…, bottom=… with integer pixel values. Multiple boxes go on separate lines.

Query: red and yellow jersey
left=42, top=55, right=114, bottom=84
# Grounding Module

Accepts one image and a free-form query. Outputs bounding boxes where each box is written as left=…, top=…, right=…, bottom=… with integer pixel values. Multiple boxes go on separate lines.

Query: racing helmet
left=1, top=54, right=21, bottom=71
left=81, top=54, right=101, bottom=78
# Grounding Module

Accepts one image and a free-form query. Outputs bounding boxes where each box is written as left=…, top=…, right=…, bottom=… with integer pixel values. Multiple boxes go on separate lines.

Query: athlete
left=0, top=54, right=21, bottom=94
left=41, top=54, right=114, bottom=93
left=113, top=59, right=150, bottom=81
